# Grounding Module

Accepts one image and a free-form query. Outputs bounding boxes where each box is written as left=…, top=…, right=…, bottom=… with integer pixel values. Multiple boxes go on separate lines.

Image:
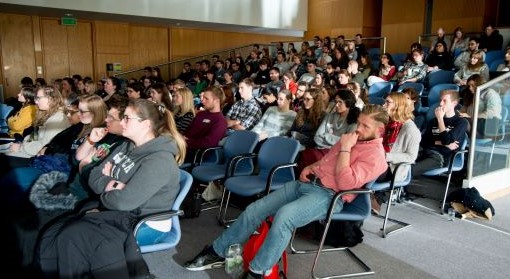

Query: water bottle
left=225, top=243, right=243, bottom=278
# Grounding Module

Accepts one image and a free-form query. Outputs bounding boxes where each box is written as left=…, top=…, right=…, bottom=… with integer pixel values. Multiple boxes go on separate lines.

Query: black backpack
left=181, top=189, right=202, bottom=218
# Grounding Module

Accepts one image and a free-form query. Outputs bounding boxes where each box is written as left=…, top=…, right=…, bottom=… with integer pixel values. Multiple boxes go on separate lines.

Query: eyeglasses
left=106, top=114, right=121, bottom=121
left=65, top=109, right=79, bottom=115
left=123, top=115, right=143, bottom=122
left=303, top=97, right=314, bottom=102
left=78, top=109, right=90, bottom=114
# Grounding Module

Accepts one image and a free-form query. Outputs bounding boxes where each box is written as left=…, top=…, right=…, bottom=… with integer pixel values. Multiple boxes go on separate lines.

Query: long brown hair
left=77, top=94, right=108, bottom=138
left=130, top=99, right=186, bottom=164
left=295, top=88, right=324, bottom=128
left=467, top=50, right=485, bottom=71
left=34, top=86, right=64, bottom=127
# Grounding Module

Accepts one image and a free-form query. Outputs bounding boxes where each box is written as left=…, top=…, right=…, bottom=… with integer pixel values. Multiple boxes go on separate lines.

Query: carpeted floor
left=143, top=193, right=510, bottom=279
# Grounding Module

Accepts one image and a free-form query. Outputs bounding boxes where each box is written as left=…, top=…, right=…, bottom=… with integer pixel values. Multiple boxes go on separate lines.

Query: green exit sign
left=61, top=17, right=77, bottom=26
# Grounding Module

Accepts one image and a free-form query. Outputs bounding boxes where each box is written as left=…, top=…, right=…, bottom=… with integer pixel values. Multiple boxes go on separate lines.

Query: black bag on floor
left=182, top=189, right=202, bottom=218
left=299, top=220, right=364, bottom=248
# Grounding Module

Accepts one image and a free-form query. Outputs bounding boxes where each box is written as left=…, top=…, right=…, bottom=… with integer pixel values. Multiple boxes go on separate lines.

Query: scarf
left=383, top=120, right=403, bottom=152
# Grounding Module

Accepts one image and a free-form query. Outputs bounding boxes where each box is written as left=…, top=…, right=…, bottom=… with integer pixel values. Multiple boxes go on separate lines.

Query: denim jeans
left=212, top=180, right=344, bottom=273
left=136, top=223, right=168, bottom=246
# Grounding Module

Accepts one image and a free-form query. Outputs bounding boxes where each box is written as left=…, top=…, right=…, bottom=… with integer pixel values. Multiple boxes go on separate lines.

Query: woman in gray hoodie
left=38, top=99, right=186, bottom=278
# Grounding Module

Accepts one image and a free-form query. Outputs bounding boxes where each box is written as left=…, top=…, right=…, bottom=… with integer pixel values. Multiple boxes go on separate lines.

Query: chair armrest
left=446, top=149, right=469, bottom=173
left=197, top=146, right=223, bottom=165
left=326, top=188, right=373, bottom=221
left=388, top=162, right=413, bottom=191
left=264, top=163, right=298, bottom=195
left=133, top=210, right=183, bottom=236
left=226, top=152, right=257, bottom=178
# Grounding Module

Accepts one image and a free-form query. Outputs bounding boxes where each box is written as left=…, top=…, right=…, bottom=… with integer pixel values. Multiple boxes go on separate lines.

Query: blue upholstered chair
left=191, top=130, right=259, bottom=185
left=134, top=169, right=193, bottom=253
left=368, top=82, right=393, bottom=98
left=397, top=82, right=424, bottom=96
left=289, top=184, right=375, bottom=278
left=218, top=136, right=300, bottom=225
left=422, top=133, right=469, bottom=213
left=0, top=103, right=14, bottom=133
left=367, top=163, right=413, bottom=237
left=475, top=106, right=508, bottom=167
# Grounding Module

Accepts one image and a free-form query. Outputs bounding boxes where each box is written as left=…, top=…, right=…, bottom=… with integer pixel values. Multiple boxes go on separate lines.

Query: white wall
left=0, top=0, right=307, bottom=33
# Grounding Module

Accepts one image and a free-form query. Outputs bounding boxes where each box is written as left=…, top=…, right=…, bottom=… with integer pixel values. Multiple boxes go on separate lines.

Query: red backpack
left=242, top=217, right=288, bottom=279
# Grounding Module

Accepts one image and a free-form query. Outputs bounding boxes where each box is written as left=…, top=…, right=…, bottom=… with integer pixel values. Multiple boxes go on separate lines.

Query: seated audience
left=297, top=89, right=359, bottom=173
left=184, top=86, right=228, bottom=162
left=459, top=74, right=502, bottom=137
left=410, top=90, right=468, bottom=190
left=126, top=82, right=145, bottom=100
left=287, top=88, right=325, bottom=149
left=226, top=78, right=262, bottom=131
left=449, top=27, right=469, bottom=54
left=396, top=48, right=428, bottom=86
left=346, top=81, right=367, bottom=110
left=283, top=72, right=298, bottom=96
left=149, top=82, right=173, bottom=111
left=453, top=50, right=489, bottom=86
left=0, top=86, right=69, bottom=175
left=251, top=89, right=297, bottom=141
left=183, top=105, right=389, bottom=278
left=454, top=37, right=485, bottom=70
left=367, top=53, right=397, bottom=86
left=371, top=92, right=421, bottom=213
left=426, top=41, right=454, bottom=71
left=5, top=87, right=37, bottom=139
left=38, top=99, right=186, bottom=278
left=258, top=88, right=278, bottom=115
left=496, top=47, right=510, bottom=72
left=172, top=87, right=196, bottom=133
left=479, top=23, right=503, bottom=52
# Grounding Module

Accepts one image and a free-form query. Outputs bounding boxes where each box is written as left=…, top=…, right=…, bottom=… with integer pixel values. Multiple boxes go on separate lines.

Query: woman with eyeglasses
left=453, top=50, right=489, bottom=86
left=371, top=92, right=421, bottom=214
left=38, top=99, right=186, bottom=278
left=0, top=86, right=69, bottom=174
left=367, top=53, right=397, bottom=86
left=426, top=41, right=454, bottom=72
left=287, top=88, right=325, bottom=150
left=297, top=89, right=359, bottom=174
left=0, top=94, right=107, bottom=199
left=3, top=86, right=37, bottom=139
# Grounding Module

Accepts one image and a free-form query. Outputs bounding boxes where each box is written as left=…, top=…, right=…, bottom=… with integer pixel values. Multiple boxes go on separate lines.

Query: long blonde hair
left=34, top=86, right=64, bottom=127
left=77, top=94, right=108, bottom=138
left=130, top=99, right=186, bottom=165
left=173, top=87, right=196, bottom=117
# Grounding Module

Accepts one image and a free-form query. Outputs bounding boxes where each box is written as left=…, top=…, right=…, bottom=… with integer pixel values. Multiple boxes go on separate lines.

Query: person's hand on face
left=435, top=105, right=446, bottom=119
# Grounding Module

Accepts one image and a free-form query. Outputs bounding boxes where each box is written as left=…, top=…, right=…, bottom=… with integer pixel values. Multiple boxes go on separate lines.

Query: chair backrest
left=484, top=50, right=505, bottom=66
left=504, top=89, right=510, bottom=107
left=334, top=187, right=372, bottom=221
left=427, top=83, right=459, bottom=106
left=489, top=59, right=505, bottom=71
left=452, top=133, right=468, bottom=171
left=257, top=136, right=300, bottom=183
left=137, top=169, right=193, bottom=253
left=368, top=48, right=380, bottom=62
left=368, top=82, right=393, bottom=98
left=0, top=104, right=14, bottom=131
left=222, top=130, right=259, bottom=163
left=391, top=53, right=407, bottom=68
left=453, top=48, right=463, bottom=58
left=397, top=82, right=425, bottom=96
left=426, top=70, right=455, bottom=89
left=368, top=96, right=385, bottom=105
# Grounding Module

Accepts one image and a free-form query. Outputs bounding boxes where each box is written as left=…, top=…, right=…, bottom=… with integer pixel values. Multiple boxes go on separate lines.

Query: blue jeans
left=135, top=223, right=168, bottom=246
left=212, top=180, right=344, bottom=273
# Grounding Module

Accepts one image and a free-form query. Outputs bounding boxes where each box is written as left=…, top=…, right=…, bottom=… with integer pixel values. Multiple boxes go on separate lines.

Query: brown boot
left=370, top=193, right=381, bottom=215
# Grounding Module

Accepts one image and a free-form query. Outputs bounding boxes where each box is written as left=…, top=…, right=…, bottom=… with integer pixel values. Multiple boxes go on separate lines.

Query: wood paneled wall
left=0, top=13, right=299, bottom=98
left=381, top=0, right=426, bottom=53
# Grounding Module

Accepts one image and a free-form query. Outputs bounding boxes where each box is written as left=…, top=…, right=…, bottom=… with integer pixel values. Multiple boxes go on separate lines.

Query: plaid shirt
left=226, top=97, right=262, bottom=130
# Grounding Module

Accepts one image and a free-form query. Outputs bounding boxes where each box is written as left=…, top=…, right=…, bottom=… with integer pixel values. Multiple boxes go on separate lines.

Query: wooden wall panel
left=94, top=21, right=129, bottom=54
left=0, top=13, right=36, bottom=98
left=129, top=26, right=169, bottom=79
left=94, top=21, right=129, bottom=79
left=67, top=22, right=94, bottom=79
left=41, top=19, right=69, bottom=82
left=381, top=0, right=426, bottom=53
left=306, top=0, right=364, bottom=38
left=431, top=0, right=486, bottom=34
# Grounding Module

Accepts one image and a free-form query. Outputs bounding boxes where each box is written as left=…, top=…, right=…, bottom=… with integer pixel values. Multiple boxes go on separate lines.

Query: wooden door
left=0, top=13, right=36, bottom=99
